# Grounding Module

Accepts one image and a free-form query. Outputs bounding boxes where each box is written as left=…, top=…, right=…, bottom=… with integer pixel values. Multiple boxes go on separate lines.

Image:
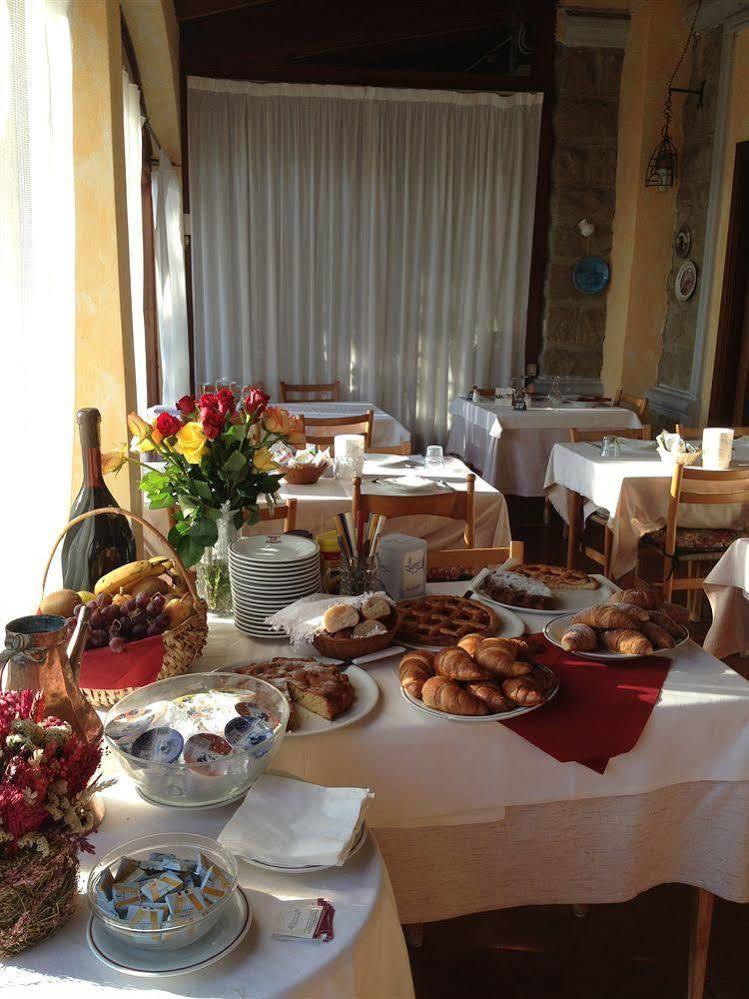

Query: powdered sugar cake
left=232, top=659, right=355, bottom=724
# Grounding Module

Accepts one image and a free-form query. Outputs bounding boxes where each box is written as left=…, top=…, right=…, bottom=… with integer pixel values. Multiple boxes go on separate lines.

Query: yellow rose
left=261, top=406, right=289, bottom=436
left=127, top=412, right=161, bottom=453
left=253, top=447, right=278, bottom=472
left=175, top=422, right=208, bottom=464
left=288, top=417, right=306, bottom=448
left=102, top=445, right=129, bottom=474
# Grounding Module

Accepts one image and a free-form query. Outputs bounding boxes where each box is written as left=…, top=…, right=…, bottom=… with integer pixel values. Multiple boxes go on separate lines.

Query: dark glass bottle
left=61, top=408, right=136, bottom=592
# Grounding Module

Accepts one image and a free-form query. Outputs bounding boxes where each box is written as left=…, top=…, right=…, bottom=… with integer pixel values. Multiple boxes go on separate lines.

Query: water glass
left=601, top=435, right=622, bottom=459
left=424, top=445, right=444, bottom=470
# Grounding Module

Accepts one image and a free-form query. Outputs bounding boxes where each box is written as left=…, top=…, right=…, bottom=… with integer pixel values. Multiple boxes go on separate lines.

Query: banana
left=95, top=558, right=172, bottom=596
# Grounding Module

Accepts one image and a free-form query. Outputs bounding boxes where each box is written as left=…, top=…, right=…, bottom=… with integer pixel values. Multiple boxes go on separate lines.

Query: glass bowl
left=87, top=832, right=237, bottom=950
left=104, top=672, right=289, bottom=807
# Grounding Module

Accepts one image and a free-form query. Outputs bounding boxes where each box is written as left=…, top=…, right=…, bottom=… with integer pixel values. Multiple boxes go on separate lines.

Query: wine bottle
left=61, top=408, right=136, bottom=592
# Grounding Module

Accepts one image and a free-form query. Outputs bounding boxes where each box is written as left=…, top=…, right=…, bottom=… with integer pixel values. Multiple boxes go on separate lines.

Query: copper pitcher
left=0, top=609, right=103, bottom=744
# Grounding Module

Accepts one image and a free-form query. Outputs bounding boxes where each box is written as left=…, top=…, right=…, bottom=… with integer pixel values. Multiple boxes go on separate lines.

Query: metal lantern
left=645, top=122, right=677, bottom=190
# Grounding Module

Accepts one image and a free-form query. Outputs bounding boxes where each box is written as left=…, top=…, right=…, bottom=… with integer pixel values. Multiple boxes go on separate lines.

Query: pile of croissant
left=561, top=588, right=687, bottom=656
left=398, top=634, right=554, bottom=717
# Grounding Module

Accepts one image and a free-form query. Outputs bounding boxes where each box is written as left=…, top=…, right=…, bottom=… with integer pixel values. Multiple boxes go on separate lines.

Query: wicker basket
left=42, top=507, right=208, bottom=708
left=313, top=607, right=399, bottom=661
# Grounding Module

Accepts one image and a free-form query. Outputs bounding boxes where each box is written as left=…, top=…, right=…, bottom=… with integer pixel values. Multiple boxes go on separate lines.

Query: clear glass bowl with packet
left=87, top=832, right=238, bottom=950
left=104, top=672, right=290, bottom=807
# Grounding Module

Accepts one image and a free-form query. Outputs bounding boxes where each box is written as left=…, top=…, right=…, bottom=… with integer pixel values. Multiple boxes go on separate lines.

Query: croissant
left=399, top=651, right=435, bottom=699
left=421, top=675, right=489, bottom=715
left=609, top=588, right=661, bottom=611
left=433, top=647, right=491, bottom=681
left=662, top=602, right=690, bottom=626
left=609, top=601, right=650, bottom=622
left=600, top=629, right=653, bottom=656
left=474, top=643, right=532, bottom=678
left=457, top=633, right=485, bottom=658
left=466, top=681, right=513, bottom=713
left=650, top=608, right=687, bottom=638
left=560, top=623, right=597, bottom=652
left=639, top=621, right=676, bottom=650
left=502, top=675, right=544, bottom=706
left=571, top=605, right=641, bottom=631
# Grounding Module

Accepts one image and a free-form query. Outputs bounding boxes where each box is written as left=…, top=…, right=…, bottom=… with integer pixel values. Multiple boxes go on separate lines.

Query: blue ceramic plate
left=572, top=255, right=610, bottom=295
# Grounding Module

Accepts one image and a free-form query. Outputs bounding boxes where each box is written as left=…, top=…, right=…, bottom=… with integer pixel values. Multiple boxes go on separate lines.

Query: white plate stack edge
left=229, top=535, right=321, bottom=638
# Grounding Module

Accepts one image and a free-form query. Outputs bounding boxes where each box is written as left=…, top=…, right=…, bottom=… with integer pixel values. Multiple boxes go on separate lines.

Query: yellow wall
left=699, top=26, right=749, bottom=418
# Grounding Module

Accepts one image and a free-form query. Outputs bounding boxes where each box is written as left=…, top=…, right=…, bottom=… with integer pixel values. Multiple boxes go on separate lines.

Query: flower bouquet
left=106, top=388, right=304, bottom=613
left=0, top=690, right=108, bottom=956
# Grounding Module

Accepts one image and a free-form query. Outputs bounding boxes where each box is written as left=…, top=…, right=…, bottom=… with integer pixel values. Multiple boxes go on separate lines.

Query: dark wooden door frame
left=708, top=140, right=749, bottom=424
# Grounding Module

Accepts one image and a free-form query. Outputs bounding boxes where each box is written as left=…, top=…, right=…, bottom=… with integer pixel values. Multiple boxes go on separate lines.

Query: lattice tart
left=511, top=564, right=599, bottom=590
left=395, top=595, right=498, bottom=647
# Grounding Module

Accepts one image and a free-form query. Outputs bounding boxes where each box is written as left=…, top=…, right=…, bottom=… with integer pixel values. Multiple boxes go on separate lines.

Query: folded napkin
left=219, top=774, right=373, bottom=868
left=265, top=591, right=391, bottom=646
left=78, top=634, right=164, bottom=690
left=502, top=635, right=672, bottom=774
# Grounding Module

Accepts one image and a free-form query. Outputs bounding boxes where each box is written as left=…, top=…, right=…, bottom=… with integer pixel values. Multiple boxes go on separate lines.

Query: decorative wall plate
left=675, top=260, right=698, bottom=302
left=572, top=255, right=610, bottom=295
left=674, top=224, right=693, bottom=258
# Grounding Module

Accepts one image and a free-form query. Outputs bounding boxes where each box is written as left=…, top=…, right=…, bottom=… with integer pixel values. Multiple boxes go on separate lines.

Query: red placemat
left=79, top=634, right=165, bottom=691
left=502, top=635, right=672, bottom=773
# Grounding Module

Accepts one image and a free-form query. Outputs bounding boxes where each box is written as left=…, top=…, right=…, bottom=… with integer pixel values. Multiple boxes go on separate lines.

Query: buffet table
left=545, top=438, right=749, bottom=579
left=1, top=764, right=414, bottom=998
left=447, top=397, right=641, bottom=495
left=704, top=538, right=749, bottom=659
left=272, top=402, right=410, bottom=452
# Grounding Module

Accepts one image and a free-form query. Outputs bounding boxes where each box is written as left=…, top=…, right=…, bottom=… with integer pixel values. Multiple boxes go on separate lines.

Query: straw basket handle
left=41, top=507, right=200, bottom=605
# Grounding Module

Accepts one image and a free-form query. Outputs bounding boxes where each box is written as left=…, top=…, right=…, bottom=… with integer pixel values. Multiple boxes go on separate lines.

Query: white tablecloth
left=272, top=402, right=410, bottom=451
left=447, top=397, right=641, bottom=496
left=0, top=768, right=414, bottom=998
left=544, top=439, right=749, bottom=578
left=704, top=538, right=749, bottom=658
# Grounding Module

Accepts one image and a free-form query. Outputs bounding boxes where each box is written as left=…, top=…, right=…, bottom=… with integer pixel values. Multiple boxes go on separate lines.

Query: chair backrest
left=427, top=541, right=524, bottom=573
left=253, top=498, right=298, bottom=533
left=352, top=474, right=476, bottom=548
left=280, top=381, right=340, bottom=403
left=304, top=410, right=374, bottom=450
left=676, top=425, right=749, bottom=440
left=365, top=442, right=411, bottom=455
left=569, top=425, right=651, bottom=443
left=664, top=465, right=749, bottom=556
left=614, top=390, right=648, bottom=421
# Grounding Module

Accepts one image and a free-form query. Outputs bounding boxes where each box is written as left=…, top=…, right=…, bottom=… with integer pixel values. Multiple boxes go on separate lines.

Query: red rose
left=155, top=412, right=182, bottom=437
left=176, top=395, right=196, bottom=415
left=244, top=386, right=270, bottom=416
left=199, top=392, right=218, bottom=411
left=201, top=407, right=225, bottom=440
left=216, top=388, right=236, bottom=416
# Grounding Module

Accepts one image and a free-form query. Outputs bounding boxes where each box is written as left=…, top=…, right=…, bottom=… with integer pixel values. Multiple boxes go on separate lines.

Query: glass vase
left=196, top=505, right=238, bottom=616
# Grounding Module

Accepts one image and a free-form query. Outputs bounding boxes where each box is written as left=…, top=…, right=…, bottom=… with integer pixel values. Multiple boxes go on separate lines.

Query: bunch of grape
left=77, top=591, right=169, bottom=654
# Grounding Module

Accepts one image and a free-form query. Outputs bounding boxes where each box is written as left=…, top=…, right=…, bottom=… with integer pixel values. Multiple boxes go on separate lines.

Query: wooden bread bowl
left=283, top=464, right=328, bottom=485
left=313, top=607, right=399, bottom=660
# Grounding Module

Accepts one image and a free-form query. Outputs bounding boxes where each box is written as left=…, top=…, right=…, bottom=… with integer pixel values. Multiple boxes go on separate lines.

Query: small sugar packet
left=96, top=868, right=114, bottom=900
left=140, top=872, right=184, bottom=902
left=112, top=884, right=142, bottom=910
left=113, top=858, right=144, bottom=883
left=166, top=886, right=208, bottom=919
left=272, top=898, right=335, bottom=942
left=96, top=894, right=118, bottom=917
left=124, top=905, right=164, bottom=930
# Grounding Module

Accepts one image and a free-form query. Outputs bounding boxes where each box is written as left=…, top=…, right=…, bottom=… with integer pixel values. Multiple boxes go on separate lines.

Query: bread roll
left=398, top=650, right=435, bottom=699
left=322, top=604, right=360, bottom=633
left=502, top=675, right=544, bottom=706
left=352, top=619, right=387, bottom=639
left=421, top=676, right=489, bottom=715
left=560, top=623, right=597, bottom=652
left=466, top=681, right=513, bottom=713
left=433, top=647, right=491, bottom=682
left=639, top=621, right=675, bottom=649
left=571, top=605, right=641, bottom=631
left=609, top=588, right=661, bottom=611
left=361, top=596, right=391, bottom=621
left=600, top=629, right=653, bottom=656
left=474, top=641, right=531, bottom=678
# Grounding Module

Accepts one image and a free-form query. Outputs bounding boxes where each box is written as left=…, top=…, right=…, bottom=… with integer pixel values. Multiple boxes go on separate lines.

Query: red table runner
left=502, top=635, right=672, bottom=773
left=79, top=634, right=165, bottom=691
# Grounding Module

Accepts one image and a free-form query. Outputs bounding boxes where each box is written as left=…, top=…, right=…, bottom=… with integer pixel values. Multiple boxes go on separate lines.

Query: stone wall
left=539, top=44, right=623, bottom=379
left=656, top=26, right=722, bottom=390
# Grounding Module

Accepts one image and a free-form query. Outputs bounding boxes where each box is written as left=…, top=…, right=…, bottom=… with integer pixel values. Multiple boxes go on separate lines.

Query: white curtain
left=0, top=0, right=74, bottom=621
left=152, top=150, right=190, bottom=404
left=122, top=69, right=147, bottom=414
left=188, top=78, right=542, bottom=445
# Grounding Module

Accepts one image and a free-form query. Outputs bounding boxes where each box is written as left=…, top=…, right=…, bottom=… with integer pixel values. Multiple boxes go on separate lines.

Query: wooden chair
left=280, top=380, right=340, bottom=403
left=676, top=424, right=749, bottom=440
left=638, top=464, right=749, bottom=617
left=614, top=390, right=648, bottom=421
left=365, top=442, right=412, bottom=455
left=167, top=499, right=298, bottom=534
left=303, top=410, right=374, bottom=450
left=352, top=474, right=476, bottom=548
left=427, top=541, right=524, bottom=581
left=566, top=425, right=652, bottom=577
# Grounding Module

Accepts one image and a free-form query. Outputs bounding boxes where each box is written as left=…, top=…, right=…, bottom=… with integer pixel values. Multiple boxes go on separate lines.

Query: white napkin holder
left=377, top=533, right=427, bottom=601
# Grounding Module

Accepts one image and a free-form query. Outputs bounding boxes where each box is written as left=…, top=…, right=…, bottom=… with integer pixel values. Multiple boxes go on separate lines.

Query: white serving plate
left=241, top=824, right=368, bottom=875
left=87, top=887, right=251, bottom=978
left=288, top=666, right=379, bottom=736
left=400, top=662, right=559, bottom=723
left=470, top=567, right=614, bottom=617
left=230, top=535, right=319, bottom=563
left=543, top=613, right=689, bottom=661
left=399, top=597, right=524, bottom=652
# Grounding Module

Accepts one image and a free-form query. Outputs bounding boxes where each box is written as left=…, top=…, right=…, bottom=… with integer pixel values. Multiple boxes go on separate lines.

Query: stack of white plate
left=228, top=536, right=321, bottom=638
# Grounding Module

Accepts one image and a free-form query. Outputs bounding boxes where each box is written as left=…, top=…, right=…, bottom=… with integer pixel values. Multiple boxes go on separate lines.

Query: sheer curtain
left=152, top=150, right=190, bottom=404
left=188, top=78, right=542, bottom=445
left=0, top=0, right=74, bottom=620
left=122, top=68, right=147, bottom=414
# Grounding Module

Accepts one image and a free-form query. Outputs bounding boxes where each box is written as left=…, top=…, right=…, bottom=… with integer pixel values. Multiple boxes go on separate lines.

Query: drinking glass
left=601, top=435, right=622, bottom=458
left=548, top=376, right=563, bottom=408
left=424, top=445, right=444, bottom=470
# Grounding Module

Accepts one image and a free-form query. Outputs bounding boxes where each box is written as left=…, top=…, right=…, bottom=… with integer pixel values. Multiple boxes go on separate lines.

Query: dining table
left=703, top=538, right=749, bottom=658
left=544, top=437, right=749, bottom=579
left=270, top=402, right=411, bottom=452
left=446, top=396, right=642, bottom=496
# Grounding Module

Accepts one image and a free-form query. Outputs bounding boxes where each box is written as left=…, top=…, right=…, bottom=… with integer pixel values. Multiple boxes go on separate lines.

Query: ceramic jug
left=0, top=608, right=103, bottom=744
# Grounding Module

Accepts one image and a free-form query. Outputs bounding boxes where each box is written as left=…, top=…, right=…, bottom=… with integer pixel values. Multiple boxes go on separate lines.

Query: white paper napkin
left=219, top=774, right=373, bottom=868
